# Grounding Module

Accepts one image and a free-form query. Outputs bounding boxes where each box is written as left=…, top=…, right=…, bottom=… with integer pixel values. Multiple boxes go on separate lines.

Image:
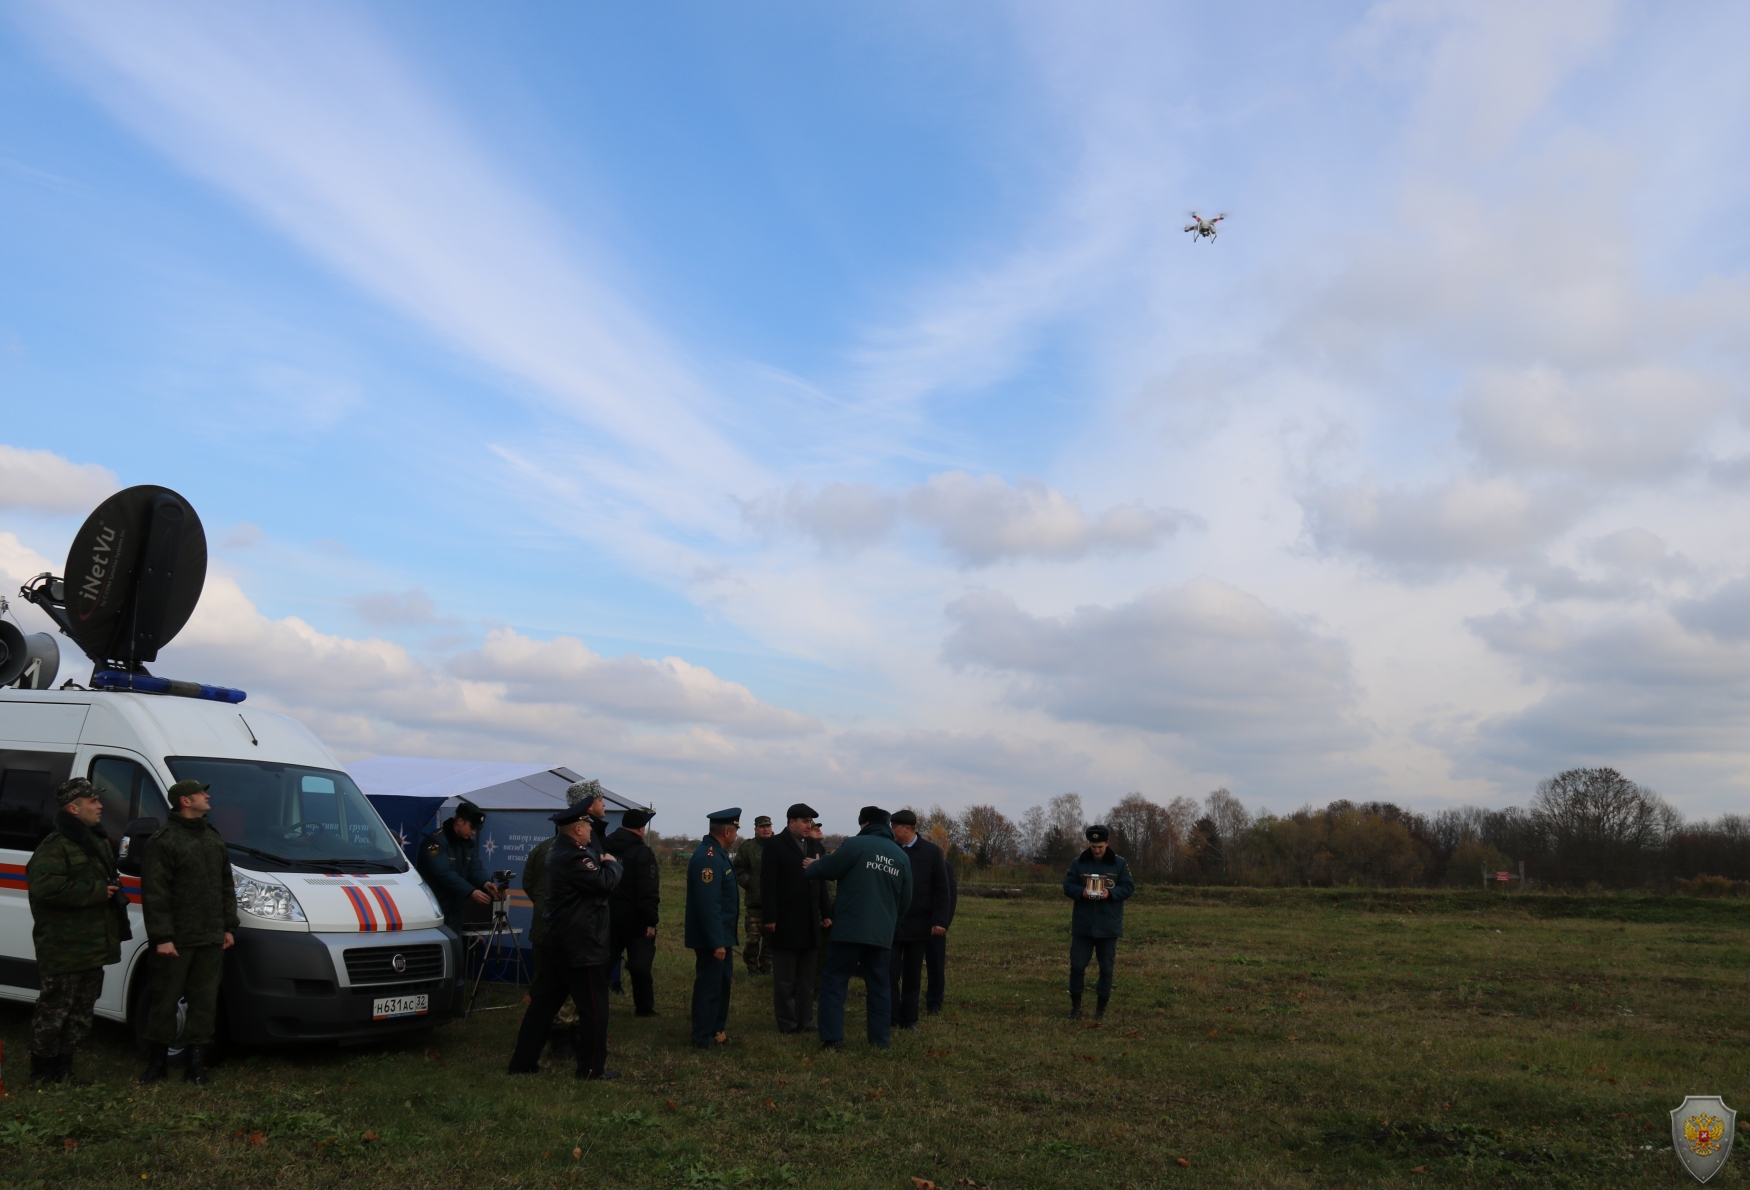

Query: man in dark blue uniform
left=683, top=808, right=740, bottom=1048
left=416, top=801, right=501, bottom=934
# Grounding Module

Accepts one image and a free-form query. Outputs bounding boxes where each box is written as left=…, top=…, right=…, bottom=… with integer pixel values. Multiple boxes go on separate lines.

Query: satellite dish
left=60, top=485, right=206, bottom=670
left=0, top=623, right=60, bottom=689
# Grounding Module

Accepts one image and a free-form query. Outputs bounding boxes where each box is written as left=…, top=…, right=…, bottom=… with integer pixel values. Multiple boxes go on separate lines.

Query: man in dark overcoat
left=604, top=808, right=661, bottom=1017
left=887, top=809, right=953, bottom=1030
left=760, top=803, right=832, bottom=1033
left=508, top=802, right=622, bottom=1078
left=924, top=856, right=957, bottom=1015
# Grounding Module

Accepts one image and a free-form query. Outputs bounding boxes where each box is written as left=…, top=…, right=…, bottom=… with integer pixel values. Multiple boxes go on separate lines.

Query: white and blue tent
left=348, top=756, right=651, bottom=952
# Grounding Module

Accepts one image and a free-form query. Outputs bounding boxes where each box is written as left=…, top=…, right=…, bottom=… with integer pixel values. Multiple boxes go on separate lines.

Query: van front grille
left=342, top=944, right=444, bottom=984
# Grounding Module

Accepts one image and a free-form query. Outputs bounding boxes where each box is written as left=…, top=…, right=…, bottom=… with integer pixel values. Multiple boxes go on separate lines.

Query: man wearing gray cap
left=761, top=803, right=832, bottom=1033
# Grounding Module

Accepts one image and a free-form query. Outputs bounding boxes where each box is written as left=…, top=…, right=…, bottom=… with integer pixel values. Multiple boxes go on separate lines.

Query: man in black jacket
left=887, top=809, right=952, bottom=1031
left=604, top=808, right=660, bottom=1017
left=761, top=803, right=832, bottom=1034
left=507, top=802, right=622, bottom=1079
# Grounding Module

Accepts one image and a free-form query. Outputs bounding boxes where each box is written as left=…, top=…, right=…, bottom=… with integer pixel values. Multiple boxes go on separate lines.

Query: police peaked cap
left=707, top=807, right=741, bottom=825
left=550, top=802, right=592, bottom=825
left=1085, top=824, right=1111, bottom=843
left=453, top=800, right=486, bottom=825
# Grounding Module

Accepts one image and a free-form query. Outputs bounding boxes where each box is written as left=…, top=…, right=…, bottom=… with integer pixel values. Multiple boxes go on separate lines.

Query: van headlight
left=234, top=870, right=307, bottom=922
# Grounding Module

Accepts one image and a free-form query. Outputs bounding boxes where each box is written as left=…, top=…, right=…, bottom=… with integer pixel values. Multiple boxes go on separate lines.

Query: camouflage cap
left=753, top=815, right=772, bottom=828
left=56, top=777, right=96, bottom=806
left=167, top=778, right=210, bottom=808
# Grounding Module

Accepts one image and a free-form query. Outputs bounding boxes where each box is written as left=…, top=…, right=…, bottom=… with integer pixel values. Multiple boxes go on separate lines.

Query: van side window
left=0, top=749, right=74, bottom=852
left=88, top=756, right=171, bottom=845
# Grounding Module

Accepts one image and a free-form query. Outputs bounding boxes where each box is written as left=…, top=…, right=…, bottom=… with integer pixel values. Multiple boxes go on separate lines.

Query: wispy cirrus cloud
left=17, top=0, right=764, bottom=534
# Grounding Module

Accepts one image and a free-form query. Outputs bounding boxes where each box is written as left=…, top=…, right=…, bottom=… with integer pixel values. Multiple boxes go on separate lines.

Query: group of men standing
left=683, top=803, right=959, bottom=1050
left=26, top=775, right=237, bottom=1085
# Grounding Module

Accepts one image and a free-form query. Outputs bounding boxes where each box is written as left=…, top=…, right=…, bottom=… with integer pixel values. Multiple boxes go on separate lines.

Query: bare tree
left=958, top=804, right=1020, bottom=867
left=1532, top=767, right=1676, bottom=886
left=1017, top=804, right=1049, bottom=862
left=1164, top=796, right=1201, bottom=878
left=1105, top=793, right=1175, bottom=878
left=1204, top=788, right=1252, bottom=879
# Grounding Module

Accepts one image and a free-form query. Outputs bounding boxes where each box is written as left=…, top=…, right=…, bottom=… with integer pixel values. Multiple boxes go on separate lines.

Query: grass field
left=3, top=880, right=1749, bottom=1188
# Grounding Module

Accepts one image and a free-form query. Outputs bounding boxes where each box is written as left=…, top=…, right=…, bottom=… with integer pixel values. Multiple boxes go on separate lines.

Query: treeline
left=905, top=768, right=1750, bottom=891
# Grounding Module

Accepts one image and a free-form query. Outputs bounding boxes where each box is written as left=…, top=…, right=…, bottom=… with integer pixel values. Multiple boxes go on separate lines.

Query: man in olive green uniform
left=733, top=815, right=774, bottom=975
left=139, top=778, right=238, bottom=1085
left=27, top=778, right=125, bottom=1084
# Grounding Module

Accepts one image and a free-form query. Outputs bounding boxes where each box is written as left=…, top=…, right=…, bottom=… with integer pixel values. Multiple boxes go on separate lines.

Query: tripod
left=466, top=894, right=529, bottom=1015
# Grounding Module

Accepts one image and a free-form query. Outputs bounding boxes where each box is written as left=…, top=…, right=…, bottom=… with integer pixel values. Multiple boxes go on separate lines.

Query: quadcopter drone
left=1184, top=211, right=1225, bottom=242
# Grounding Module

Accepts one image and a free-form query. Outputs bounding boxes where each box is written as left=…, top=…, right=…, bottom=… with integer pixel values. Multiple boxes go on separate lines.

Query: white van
left=0, top=685, right=460, bottom=1047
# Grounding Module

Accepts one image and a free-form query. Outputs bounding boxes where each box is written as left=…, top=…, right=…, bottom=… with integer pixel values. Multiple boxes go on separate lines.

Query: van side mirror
left=117, top=817, right=160, bottom=876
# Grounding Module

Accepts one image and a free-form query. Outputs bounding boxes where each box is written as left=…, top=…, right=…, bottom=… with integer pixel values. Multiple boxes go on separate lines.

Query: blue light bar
left=92, top=670, right=247, bottom=703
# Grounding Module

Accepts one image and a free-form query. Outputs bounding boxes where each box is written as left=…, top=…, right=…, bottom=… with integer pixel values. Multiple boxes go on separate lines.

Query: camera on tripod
left=492, top=869, right=516, bottom=892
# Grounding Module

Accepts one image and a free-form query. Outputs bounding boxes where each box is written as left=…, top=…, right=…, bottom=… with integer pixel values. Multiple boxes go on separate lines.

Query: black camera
left=493, top=869, right=516, bottom=889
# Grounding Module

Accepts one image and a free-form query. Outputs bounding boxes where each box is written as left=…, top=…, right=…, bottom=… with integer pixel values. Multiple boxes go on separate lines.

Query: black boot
left=29, top=1052, right=57, bottom=1084
left=138, top=1044, right=170, bottom=1084
left=1094, top=996, right=1109, bottom=1022
left=184, top=1045, right=211, bottom=1085
left=56, top=1054, right=91, bottom=1086
left=1068, top=994, right=1082, bottom=1020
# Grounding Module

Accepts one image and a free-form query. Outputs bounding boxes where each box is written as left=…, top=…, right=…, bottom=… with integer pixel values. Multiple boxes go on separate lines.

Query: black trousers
left=1069, top=935, right=1117, bottom=998
left=924, top=932, right=947, bottom=1010
left=609, top=927, right=657, bottom=1014
left=770, top=948, right=819, bottom=1032
left=509, top=962, right=609, bottom=1077
left=887, top=937, right=927, bottom=1027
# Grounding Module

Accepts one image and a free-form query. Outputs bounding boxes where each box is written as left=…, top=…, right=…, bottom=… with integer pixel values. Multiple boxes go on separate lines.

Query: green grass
left=4, top=883, right=1749, bottom=1188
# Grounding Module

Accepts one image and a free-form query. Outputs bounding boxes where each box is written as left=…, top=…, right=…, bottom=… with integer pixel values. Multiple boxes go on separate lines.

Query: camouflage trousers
left=31, top=968, right=105, bottom=1057
left=743, top=908, right=770, bottom=974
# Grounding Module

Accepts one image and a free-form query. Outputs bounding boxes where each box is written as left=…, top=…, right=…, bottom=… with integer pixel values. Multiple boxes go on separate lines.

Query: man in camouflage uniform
left=139, top=778, right=238, bottom=1085
left=27, top=778, right=124, bottom=1084
left=733, top=816, right=773, bottom=975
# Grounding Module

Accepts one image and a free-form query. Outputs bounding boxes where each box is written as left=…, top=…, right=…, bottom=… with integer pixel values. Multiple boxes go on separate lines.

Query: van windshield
left=165, top=757, right=407, bottom=873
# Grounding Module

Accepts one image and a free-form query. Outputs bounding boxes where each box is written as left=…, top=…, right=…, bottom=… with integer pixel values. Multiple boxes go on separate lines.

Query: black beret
left=621, top=808, right=653, bottom=830
left=858, top=806, right=890, bottom=827
left=785, top=803, right=818, bottom=821
left=1085, top=824, right=1111, bottom=843
left=890, top=809, right=918, bottom=827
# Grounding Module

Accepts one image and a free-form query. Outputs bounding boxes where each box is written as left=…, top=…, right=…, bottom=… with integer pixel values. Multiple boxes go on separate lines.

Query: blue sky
left=4, top=1, right=1750, bottom=829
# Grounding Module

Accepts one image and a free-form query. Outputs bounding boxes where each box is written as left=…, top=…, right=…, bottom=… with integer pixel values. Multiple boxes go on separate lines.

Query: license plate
left=372, top=994, right=428, bottom=1020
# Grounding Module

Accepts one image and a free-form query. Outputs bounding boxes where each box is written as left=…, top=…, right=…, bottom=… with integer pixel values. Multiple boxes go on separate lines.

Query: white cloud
left=742, top=471, right=1193, bottom=566
left=0, top=445, right=117, bottom=513
left=1302, top=475, right=1581, bottom=578
left=942, top=579, right=1368, bottom=768
left=1459, top=365, right=1727, bottom=480
left=449, top=628, right=821, bottom=737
